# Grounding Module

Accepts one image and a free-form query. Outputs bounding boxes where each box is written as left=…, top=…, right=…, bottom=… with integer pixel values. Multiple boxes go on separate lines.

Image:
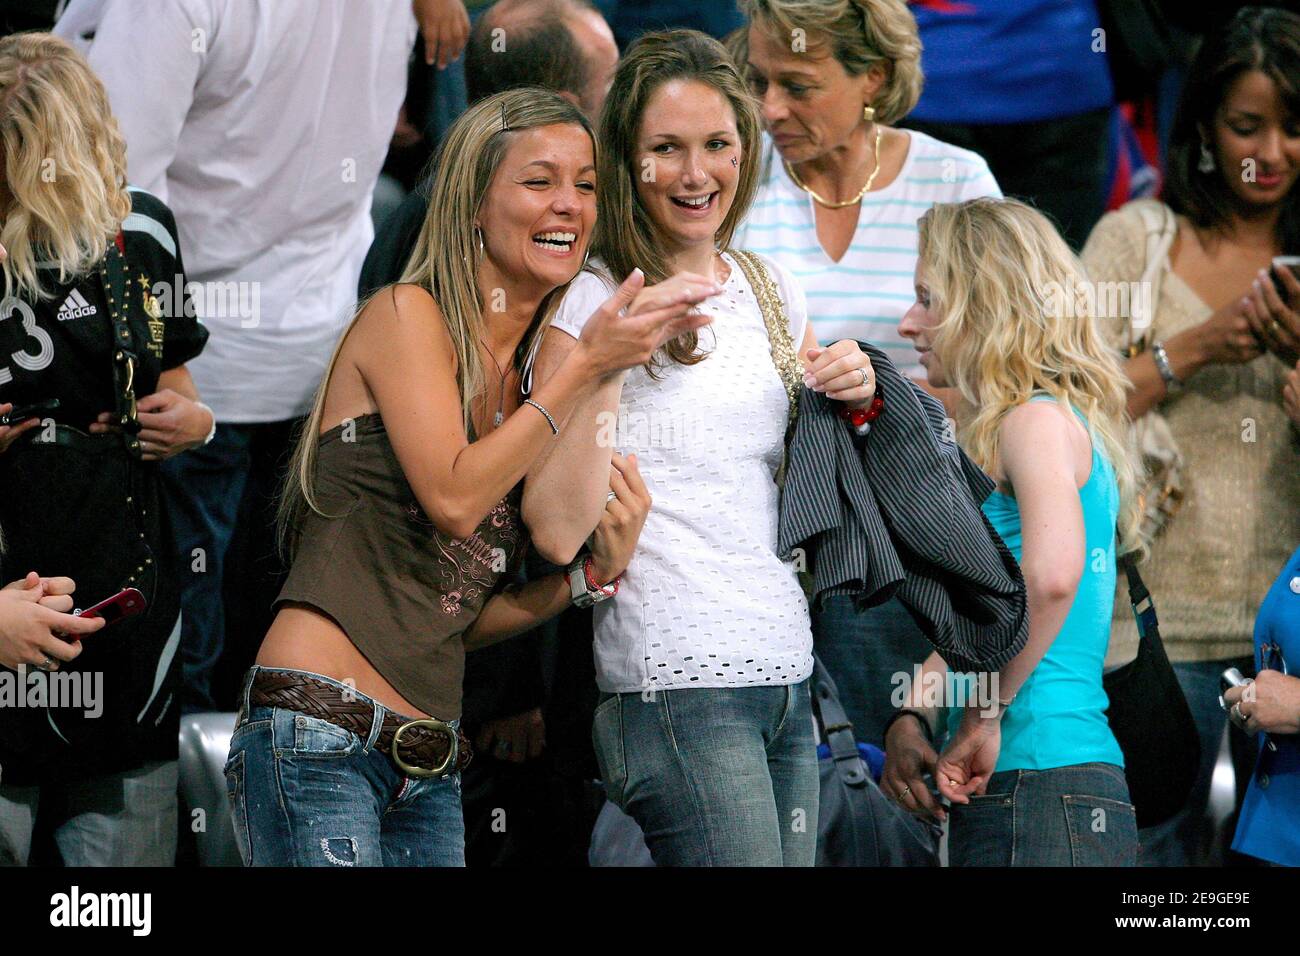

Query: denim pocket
left=591, top=695, right=628, bottom=807
left=283, top=712, right=361, bottom=757
left=1063, top=794, right=1138, bottom=867
left=224, top=749, right=252, bottom=866
left=228, top=718, right=272, bottom=749
left=960, top=790, right=1015, bottom=808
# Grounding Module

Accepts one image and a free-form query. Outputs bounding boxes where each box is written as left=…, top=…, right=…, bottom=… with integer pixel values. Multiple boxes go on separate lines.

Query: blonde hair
left=738, top=0, right=923, bottom=125
left=0, top=33, right=131, bottom=301
left=917, top=197, right=1144, bottom=558
left=595, top=29, right=762, bottom=370
left=278, top=88, right=594, bottom=556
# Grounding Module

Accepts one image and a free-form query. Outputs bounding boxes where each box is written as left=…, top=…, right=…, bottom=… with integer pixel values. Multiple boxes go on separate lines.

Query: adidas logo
left=57, top=289, right=97, bottom=321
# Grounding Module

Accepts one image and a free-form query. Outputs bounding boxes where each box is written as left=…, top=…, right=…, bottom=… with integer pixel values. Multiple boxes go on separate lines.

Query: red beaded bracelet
left=838, top=393, right=884, bottom=427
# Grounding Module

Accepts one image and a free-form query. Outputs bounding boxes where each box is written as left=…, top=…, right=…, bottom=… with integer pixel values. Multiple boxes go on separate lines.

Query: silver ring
left=1232, top=701, right=1245, bottom=722
left=606, top=490, right=618, bottom=503
left=898, top=785, right=911, bottom=801
left=859, top=367, right=871, bottom=388
left=35, top=655, right=55, bottom=671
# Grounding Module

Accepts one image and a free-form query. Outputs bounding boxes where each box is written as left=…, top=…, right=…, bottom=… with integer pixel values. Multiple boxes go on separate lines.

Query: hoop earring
left=863, top=103, right=875, bottom=123
left=1198, top=142, right=1215, bottom=174
left=474, top=225, right=485, bottom=261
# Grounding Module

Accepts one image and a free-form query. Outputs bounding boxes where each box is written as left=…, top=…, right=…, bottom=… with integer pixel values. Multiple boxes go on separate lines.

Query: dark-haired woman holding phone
left=1081, top=5, right=1300, bottom=866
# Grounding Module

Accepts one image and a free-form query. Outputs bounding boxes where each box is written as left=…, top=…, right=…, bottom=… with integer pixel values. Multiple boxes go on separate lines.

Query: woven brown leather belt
left=249, top=669, right=471, bottom=777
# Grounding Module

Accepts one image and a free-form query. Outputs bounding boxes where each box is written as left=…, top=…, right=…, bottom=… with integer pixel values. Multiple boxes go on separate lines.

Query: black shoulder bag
left=1102, top=552, right=1200, bottom=829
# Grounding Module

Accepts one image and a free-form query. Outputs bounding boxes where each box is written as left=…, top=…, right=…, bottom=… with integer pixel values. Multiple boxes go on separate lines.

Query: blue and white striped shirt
left=735, top=129, right=1001, bottom=377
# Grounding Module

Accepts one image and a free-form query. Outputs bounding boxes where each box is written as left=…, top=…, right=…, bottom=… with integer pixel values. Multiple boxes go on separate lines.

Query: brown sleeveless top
left=276, top=412, right=526, bottom=718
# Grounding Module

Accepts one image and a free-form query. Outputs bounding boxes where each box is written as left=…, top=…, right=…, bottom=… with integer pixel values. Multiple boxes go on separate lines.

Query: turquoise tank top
left=949, top=395, right=1124, bottom=771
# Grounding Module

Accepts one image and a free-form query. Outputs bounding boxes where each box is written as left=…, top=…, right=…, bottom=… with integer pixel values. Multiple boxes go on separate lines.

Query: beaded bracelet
left=523, top=398, right=558, bottom=435
left=838, top=390, right=884, bottom=436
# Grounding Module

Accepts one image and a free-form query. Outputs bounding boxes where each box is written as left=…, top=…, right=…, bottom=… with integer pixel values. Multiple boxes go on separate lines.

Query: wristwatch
left=566, top=554, right=619, bottom=608
left=1150, top=341, right=1183, bottom=394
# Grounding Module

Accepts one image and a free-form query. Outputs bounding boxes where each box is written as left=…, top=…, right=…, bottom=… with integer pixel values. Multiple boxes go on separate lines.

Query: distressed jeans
left=592, top=678, right=819, bottom=866
left=224, top=667, right=464, bottom=867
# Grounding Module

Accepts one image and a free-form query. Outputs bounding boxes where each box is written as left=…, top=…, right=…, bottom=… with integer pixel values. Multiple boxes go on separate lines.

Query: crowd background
left=0, top=0, right=1294, bottom=868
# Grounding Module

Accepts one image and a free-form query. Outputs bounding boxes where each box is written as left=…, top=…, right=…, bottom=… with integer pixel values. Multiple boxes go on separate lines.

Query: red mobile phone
left=76, top=587, right=147, bottom=627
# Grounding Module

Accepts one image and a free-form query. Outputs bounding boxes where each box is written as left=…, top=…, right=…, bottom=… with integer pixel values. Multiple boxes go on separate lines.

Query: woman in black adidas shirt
left=0, top=34, right=210, bottom=867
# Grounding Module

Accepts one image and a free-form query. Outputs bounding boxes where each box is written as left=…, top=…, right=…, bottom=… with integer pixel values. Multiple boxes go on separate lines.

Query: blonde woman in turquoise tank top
left=887, top=197, right=1145, bottom=866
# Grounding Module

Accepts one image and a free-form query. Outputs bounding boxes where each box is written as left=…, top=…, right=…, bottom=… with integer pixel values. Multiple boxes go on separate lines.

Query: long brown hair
left=593, top=29, right=762, bottom=370
left=278, top=88, right=595, bottom=557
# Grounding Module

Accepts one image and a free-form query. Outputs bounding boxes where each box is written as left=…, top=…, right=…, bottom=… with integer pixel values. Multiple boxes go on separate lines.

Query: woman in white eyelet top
left=549, top=253, right=812, bottom=693
left=521, top=29, right=880, bottom=867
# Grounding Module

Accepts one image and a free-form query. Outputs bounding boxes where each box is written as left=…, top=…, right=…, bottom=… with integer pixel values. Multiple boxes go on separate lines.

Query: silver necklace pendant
left=494, top=410, right=504, bottom=427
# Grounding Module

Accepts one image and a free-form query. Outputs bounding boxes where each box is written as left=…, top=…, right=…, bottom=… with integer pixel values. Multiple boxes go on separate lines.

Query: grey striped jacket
left=777, top=344, right=1029, bottom=673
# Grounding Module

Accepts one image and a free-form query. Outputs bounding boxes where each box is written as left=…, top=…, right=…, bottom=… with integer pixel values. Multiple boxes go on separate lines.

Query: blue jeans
left=224, top=667, right=465, bottom=867
left=813, top=594, right=933, bottom=747
left=162, top=421, right=296, bottom=713
left=1138, top=656, right=1256, bottom=866
left=591, top=678, right=819, bottom=866
left=948, top=762, right=1138, bottom=867
left=162, top=424, right=258, bottom=714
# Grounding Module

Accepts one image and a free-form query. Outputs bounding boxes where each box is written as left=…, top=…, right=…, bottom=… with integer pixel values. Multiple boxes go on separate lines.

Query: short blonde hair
left=0, top=33, right=131, bottom=301
left=739, top=0, right=923, bottom=124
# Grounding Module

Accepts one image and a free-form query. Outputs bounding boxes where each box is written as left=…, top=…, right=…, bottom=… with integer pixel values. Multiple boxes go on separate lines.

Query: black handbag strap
left=1118, top=548, right=1160, bottom=642
left=810, top=655, right=868, bottom=787
left=99, top=236, right=144, bottom=458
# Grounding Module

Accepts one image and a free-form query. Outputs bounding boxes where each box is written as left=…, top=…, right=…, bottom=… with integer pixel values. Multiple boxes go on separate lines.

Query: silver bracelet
left=1150, top=341, right=1182, bottom=393
left=193, top=401, right=217, bottom=446
left=523, top=398, right=558, bottom=435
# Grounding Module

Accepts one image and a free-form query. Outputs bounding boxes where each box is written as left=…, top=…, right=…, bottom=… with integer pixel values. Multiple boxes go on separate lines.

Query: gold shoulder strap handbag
left=728, top=249, right=801, bottom=429
left=728, top=249, right=802, bottom=488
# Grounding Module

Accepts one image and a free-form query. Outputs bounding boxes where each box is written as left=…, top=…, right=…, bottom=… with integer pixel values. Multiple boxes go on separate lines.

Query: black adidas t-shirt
left=0, top=190, right=208, bottom=428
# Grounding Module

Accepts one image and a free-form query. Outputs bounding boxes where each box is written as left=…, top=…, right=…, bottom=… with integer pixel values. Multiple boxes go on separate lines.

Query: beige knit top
left=1081, top=199, right=1300, bottom=664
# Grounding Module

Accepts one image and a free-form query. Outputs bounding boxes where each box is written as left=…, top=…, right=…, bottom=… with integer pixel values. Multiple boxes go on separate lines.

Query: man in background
left=360, top=0, right=617, bottom=294
left=61, top=0, right=418, bottom=714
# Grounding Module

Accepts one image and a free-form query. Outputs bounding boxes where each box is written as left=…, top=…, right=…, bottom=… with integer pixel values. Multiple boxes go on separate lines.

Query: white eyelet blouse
left=549, top=254, right=815, bottom=694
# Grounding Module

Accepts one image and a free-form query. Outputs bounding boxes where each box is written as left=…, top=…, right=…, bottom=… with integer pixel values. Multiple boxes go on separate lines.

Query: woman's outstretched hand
left=575, top=269, right=719, bottom=378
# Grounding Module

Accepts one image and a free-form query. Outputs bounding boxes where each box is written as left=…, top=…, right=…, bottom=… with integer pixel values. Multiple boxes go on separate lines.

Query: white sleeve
left=759, top=254, right=809, bottom=348
left=52, top=0, right=108, bottom=55
left=85, top=0, right=211, bottom=201
left=548, top=270, right=619, bottom=341
left=958, top=150, right=1003, bottom=201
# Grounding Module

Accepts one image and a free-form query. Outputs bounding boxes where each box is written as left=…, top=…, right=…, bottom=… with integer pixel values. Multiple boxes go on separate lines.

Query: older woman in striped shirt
left=731, top=0, right=1001, bottom=751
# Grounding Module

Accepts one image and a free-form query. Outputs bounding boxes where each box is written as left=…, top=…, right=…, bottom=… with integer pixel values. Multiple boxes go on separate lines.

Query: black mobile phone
left=0, top=398, right=59, bottom=426
left=1270, top=256, right=1300, bottom=306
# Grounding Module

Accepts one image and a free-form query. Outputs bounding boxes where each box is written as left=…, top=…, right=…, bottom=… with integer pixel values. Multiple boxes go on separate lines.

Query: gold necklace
left=785, top=125, right=883, bottom=209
